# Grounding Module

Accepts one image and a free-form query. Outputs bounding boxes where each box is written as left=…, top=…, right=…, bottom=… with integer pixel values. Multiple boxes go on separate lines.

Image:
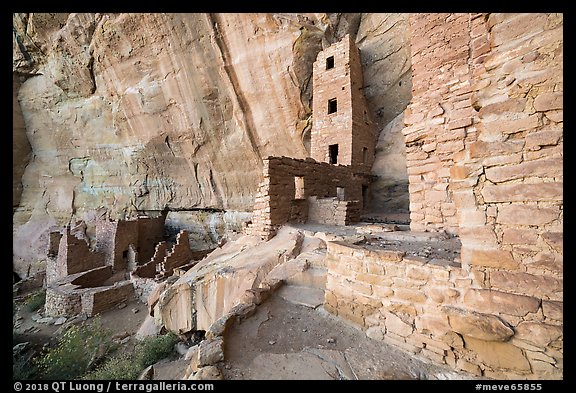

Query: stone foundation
left=44, top=266, right=133, bottom=317
left=45, top=287, right=83, bottom=317
left=324, top=240, right=562, bottom=379
left=81, top=281, right=134, bottom=317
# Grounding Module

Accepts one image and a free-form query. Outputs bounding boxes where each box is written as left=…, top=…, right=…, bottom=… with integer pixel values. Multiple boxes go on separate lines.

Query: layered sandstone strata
left=13, top=13, right=412, bottom=277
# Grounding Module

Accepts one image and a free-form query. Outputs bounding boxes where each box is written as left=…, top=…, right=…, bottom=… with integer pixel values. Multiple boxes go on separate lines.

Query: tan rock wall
left=13, top=13, right=415, bottom=278
left=325, top=240, right=562, bottom=379
left=13, top=74, right=31, bottom=211
left=327, top=12, right=563, bottom=380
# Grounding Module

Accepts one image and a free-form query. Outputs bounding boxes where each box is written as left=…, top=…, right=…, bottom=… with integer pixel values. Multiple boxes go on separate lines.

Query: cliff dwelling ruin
left=13, top=13, right=563, bottom=382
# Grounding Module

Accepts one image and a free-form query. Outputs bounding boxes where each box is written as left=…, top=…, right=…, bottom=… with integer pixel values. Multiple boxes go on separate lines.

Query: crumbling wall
left=133, top=242, right=168, bottom=278
left=54, top=229, right=105, bottom=280
left=246, top=156, right=367, bottom=238
left=157, top=231, right=194, bottom=279
left=308, top=197, right=361, bottom=226
left=132, top=231, right=201, bottom=280
left=131, top=276, right=159, bottom=303
left=327, top=12, right=563, bottom=380
left=137, top=213, right=167, bottom=263
left=81, top=281, right=134, bottom=317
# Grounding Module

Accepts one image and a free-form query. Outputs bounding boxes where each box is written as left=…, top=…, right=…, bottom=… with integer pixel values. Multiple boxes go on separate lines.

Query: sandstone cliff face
left=13, top=13, right=412, bottom=277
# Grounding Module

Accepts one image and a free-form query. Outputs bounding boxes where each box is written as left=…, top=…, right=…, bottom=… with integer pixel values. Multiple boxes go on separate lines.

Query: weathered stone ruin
left=43, top=212, right=207, bottom=317
left=246, top=35, right=375, bottom=239
left=13, top=12, right=562, bottom=381
left=156, top=15, right=562, bottom=380
left=321, top=14, right=563, bottom=380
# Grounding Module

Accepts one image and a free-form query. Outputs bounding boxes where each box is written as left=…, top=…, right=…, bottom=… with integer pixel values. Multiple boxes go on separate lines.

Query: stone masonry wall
left=311, top=34, right=376, bottom=173
left=246, top=156, right=367, bottom=239
left=47, top=231, right=62, bottom=257
left=157, top=230, right=194, bottom=279
left=403, top=13, right=475, bottom=234
left=308, top=197, right=361, bottom=226
left=133, top=242, right=169, bottom=278
left=81, top=281, right=134, bottom=317
left=95, top=215, right=165, bottom=270
left=45, top=287, right=83, bottom=317
left=95, top=220, right=117, bottom=267
left=326, top=13, right=563, bottom=380
left=70, top=265, right=113, bottom=288
left=324, top=240, right=562, bottom=379
left=55, top=228, right=105, bottom=279
left=112, top=219, right=139, bottom=270
left=137, top=213, right=167, bottom=263
left=45, top=266, right=112, bottom=317
left=46, top=231, right=64, bottom=284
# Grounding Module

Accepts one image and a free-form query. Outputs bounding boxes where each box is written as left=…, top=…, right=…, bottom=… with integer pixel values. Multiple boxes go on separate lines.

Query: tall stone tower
left=310, top=34, right=376, bottom=173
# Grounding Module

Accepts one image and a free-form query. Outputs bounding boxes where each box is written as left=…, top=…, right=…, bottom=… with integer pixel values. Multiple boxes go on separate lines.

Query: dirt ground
left=13, top=297, right=147, bottom=346
left=222, top=293, right=475, bottom=380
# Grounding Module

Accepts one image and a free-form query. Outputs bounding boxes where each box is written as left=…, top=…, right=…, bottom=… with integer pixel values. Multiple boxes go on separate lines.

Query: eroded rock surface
left=13, top=13, right=413, bottom=277
left=157, top=226, right=304, bottom=333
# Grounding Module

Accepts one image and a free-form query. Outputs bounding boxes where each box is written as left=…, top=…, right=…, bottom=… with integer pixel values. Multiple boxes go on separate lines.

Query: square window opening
left=328, top=98, right=337, bottom=114
left=326, top=56, right=335, bottom=70
left=362, top=147, right=368, bottom=163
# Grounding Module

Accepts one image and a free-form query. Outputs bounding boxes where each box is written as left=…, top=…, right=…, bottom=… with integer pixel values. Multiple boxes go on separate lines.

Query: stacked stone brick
left=307, top=197, right=361, bottom=226
left=245, top=157, right=367, bottom=238
left=95, top=213, right=166, bottom=270
left=246, top=35, right=376, bottom=239
left=46, top=227, right=106, bottom=284
left=96, top=219, right=138, bottom=270
left=81, top=281, right=134, bottom=317
left=325, top=13, right=563, bottom=380
left=43, top=213, right=191, bottom=318
left=132, top=230, right=202, bottom=280
left=311, top=34, right=376, bottom=173
left=45, top=265, right=134, bottom=317
left=403, top=13, right=476, bottom=234
left=133, top=242, right=169, bottom=278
